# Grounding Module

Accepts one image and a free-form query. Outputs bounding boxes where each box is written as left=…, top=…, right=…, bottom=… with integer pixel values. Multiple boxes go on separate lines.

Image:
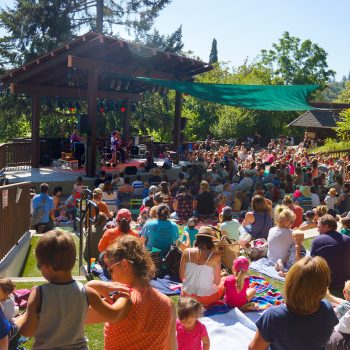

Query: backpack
left=32, top=196, right=47, bottom=225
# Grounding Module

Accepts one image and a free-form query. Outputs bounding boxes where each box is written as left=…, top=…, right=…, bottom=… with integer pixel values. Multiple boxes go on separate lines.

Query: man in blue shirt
left=32, top=183, right=54, bottom=232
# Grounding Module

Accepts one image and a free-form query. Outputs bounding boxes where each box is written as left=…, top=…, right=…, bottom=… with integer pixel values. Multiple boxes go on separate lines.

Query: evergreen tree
left=209, top=38, right=218, bottom=64
left=0, top=0, right=173, bottom=67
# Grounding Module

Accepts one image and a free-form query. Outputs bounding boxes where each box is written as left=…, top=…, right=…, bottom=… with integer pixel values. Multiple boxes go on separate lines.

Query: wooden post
left=31, top=95, right=40, bottom=168
left=123, top=97, right=131, bottom=144
left=173, top=91, right=182, bottom=151
left=86, top=71, right=98, bottom=178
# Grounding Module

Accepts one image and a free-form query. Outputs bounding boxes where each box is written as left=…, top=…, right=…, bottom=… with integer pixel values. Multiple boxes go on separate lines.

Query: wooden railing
left=0, top=182, right=31, bottom=261
left=312, top=149, right=350, bottom=159
left=0, top=142, right=32, bottom=172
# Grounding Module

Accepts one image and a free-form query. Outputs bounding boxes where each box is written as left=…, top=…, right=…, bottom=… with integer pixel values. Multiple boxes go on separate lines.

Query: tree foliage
left=336, top=108, right=350, bottom=141
left=259, top=31, right=335, bottom=86
left=335, top=81, right=350, bottom=103
left=209, top=38, right=218, bottom=64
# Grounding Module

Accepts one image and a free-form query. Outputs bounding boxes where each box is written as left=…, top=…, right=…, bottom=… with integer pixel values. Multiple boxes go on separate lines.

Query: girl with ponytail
left=224, top=256, right=256, bottom=309
left=98, top=209, right=139, bottom=253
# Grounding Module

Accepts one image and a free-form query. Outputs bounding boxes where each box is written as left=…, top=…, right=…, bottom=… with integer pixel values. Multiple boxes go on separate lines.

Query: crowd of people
left=2, top=134, right=350, bottom=349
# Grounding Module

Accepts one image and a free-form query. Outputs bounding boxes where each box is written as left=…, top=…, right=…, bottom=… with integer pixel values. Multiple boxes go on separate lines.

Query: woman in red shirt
left=98, top=209, right=138, bottom=253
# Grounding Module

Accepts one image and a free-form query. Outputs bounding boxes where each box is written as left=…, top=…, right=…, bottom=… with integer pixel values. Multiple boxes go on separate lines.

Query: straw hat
left=300, top=186, right=311, bottom=198
left=328, top=188, right=337, bottom=196
left=196, top=226, right=219, bottom=242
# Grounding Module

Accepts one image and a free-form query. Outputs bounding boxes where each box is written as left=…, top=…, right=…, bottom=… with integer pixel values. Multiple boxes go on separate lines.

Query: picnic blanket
left=150, top=277, right=181, bottom=296
left=249, top=258, right=285, bottom=282
left=92, top=266, right=182, bottom=296
left=201, top=308, right=257, bottom=350
left=250, top=276, right=284, bottom=310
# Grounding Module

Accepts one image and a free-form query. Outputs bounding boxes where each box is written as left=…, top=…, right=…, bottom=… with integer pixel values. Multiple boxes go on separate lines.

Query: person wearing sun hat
left=98, top=208, right=139, bottom=253
left=179, top=226, right=225, bottom=306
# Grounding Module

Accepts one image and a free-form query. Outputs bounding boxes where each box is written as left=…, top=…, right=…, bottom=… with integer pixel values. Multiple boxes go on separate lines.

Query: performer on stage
left=70, top=129, right=85, bottom=168
left=110, top=130, right=125, bottom=165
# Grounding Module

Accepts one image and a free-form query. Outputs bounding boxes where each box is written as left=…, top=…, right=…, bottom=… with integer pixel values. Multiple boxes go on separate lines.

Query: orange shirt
left=98, top=227, right=139, bottom=252
left=104, top=286, right=172, bottom=350
left=292, top=205, right=303, bottom=229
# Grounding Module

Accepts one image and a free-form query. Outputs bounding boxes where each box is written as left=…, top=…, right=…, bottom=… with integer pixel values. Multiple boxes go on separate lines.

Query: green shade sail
left=137, top=77, right=320, bottom=111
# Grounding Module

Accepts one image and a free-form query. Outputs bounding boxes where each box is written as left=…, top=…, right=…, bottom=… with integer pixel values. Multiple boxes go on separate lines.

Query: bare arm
left=85, top=286, right=131, bottom=324
left=242, top=212, right=255, bottom=227
left=164, top=301, right=178, bottom=350
left=16, top=287, right=40, bottom=337
left=179, top=249, right=189, bottom=281
left=213, top=256, right=221, bottom=286
left=248, top=330, right=270, bottom=350
left=202, top=335, right=210, bottom=350
left=193, top=199, right=198, bottom=210
left=0, top=335, right=8, bottom=350
left=172, top=199, right=178, bottom=211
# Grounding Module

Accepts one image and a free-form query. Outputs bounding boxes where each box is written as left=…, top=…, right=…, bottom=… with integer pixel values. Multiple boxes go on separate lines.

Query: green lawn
left=21, top=234, right=81, bottom=277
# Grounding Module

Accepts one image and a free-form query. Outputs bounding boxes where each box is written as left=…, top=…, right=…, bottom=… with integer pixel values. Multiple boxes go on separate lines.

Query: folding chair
left=129, top=198, right=143, bottom=217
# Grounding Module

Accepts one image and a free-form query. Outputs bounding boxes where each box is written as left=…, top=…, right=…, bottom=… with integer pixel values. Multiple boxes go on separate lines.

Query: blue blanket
left=249, top=258, right=285, bottom=282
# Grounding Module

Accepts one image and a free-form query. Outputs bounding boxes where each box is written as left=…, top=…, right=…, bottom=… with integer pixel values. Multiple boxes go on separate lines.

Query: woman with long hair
left=249, top=256, right=338, bottom=350
left=180, top=226, right=224, bottom=306
left=239, top=195, right=273, bottom=241
left=98, top=209, right=138, bottom=253
left=86, top=235, right=177, bottom=350
left=102, top=181, right=118, bottom=214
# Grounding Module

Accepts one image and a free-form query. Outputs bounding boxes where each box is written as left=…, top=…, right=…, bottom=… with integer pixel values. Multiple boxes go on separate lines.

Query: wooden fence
left=0, top=142, right=32, bottom=172
left=0, top=182, right=31, bottom=261
left=313, top=149, right=350, bottom=159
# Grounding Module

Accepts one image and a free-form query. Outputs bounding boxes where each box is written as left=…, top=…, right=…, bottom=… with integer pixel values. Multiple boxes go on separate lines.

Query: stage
left=4, top=157, right=186, bottom=192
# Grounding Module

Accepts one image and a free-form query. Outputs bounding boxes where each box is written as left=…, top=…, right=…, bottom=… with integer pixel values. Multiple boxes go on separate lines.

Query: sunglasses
left=107, top=259, right=133, bottom=275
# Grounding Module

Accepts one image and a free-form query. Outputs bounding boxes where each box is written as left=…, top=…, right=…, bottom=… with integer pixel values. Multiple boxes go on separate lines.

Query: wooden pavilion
left=288, top=102, right=350, bottom=141
left=0, top=32, right=212, bottom=177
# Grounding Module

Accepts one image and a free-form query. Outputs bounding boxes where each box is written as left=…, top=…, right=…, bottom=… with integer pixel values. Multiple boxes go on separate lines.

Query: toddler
left=176, top=297, right=210, bottom=350
left=334, top=280, right=350, bottom=319
left=181, top=218, right=199, bottom=247
left=325, top=188, right=338, bottom=210
left=340, top=218, right=350, bottom=236
left=0, top=278, right=16, bottom=322
left=137, top=207, right=150, bottom=228
left=224, top=256, right=256, bottom=310
left=16, top=229, right=130, bottom=349
left=299, top=210, right=315, bottom=227
left=0, top=278, right=19, bottom=349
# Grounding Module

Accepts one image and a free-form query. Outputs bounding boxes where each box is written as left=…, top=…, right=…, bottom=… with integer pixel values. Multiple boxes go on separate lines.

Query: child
left=224, top=256, right=256, bottom=310
left=340, top=218, right=350, bottom=236
left=16, top=230, right=131, bottom=349
left=176, top=297, right=210, bottom=350
left=219, top=206, right=240, bottom=241
left=0, top=278, right=19, bottom=350
left=333, top=280, right=350, bottom=319
left=325, top=188, right=338, bottom=210
left=137, top=207, right=150, bottom=228
left=181, top=218, right=199, bottom=247
left=299, top=210, right=315, bottom=227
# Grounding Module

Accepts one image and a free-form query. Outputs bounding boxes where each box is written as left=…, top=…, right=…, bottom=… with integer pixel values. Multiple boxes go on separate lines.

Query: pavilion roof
left=0, top=32, right=212, bottom=100
left=288, top=102, right=350, bottom=129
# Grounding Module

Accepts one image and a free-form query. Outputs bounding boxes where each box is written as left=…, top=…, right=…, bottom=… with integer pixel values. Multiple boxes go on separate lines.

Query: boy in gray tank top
left=15, top=230, right=131, bottom=349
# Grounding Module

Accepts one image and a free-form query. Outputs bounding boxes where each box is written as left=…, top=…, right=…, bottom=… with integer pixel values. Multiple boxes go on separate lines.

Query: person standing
left=32, top=183, right=55, bottom=233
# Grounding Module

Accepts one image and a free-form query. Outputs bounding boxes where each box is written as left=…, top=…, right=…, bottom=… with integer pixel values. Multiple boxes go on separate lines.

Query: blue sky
left=1, top=0, right=349, bottom=79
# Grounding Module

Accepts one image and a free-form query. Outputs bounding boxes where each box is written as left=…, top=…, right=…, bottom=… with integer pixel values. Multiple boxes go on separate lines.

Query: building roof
left=288, top=103, right=350, bottom=129
left=0, top=32, right=212, bottom=99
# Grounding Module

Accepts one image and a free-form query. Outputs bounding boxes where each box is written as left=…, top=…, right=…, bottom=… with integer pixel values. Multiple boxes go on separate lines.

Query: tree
left=335, top=81, right=350, bottom=103
left=336, top=109, right=350, bottom=141
left=137, top=26, right=184, bottom=54
left=0, top=0, right=173, bottom=67
left=209, top=38, right=218, bottom=64
left=259, top=31, right=335, bottom=86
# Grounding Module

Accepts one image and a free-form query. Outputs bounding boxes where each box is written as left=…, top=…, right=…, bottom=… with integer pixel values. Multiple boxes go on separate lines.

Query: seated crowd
left=4, top=139, right=350, bottom=349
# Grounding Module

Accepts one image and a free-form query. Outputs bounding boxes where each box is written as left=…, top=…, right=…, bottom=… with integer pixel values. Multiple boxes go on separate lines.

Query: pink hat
left=117, top=208, right=131, bottom=222
left=233, top=256, right=249, bottom=272
left=140, top=207, right=149, bottom=214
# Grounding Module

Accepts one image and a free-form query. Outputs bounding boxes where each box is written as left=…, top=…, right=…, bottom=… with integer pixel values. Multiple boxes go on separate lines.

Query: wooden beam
left=173, top=91, right=182, bottom=151
left=6, top=36, right=103, bottom=83
left=10, top=83, right=142, bottom=102
left=67, top=55, right=174, bottom=80
left=31, top=95, right=41, bottom=168
left=86, top=71, right=98, bottom=178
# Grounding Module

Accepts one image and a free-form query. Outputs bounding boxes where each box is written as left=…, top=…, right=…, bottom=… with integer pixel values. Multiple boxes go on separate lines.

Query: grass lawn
left=20, top=234, right=81, bottom=277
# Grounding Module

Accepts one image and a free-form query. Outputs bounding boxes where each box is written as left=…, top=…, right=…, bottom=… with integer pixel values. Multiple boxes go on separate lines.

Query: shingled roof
left=288, top=103, right=350, bottom=129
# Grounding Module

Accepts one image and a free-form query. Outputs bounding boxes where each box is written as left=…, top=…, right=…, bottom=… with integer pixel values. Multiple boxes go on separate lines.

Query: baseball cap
left=116, top=208, right=131, bottom=222
left=233, top=256, right=249, bottom=272
left=221, top=206, right=233, bottom=217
